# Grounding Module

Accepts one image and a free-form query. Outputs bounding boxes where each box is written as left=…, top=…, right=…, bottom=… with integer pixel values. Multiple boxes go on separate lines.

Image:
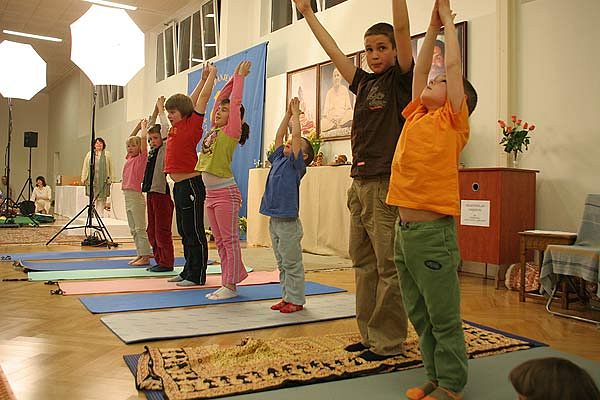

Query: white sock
left=206, top=286, right=238, bottom=300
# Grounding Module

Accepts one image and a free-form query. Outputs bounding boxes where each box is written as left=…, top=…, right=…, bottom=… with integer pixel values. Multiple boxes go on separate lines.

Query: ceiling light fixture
left=2, top=30, right=62, bottom=42
left=83, top=0, right=137, bottom=11
left=205, top=43, right=217, bottom=47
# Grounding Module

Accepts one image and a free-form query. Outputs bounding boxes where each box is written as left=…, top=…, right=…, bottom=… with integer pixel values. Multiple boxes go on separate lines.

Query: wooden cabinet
left=457, top=168, right=538, bottom=265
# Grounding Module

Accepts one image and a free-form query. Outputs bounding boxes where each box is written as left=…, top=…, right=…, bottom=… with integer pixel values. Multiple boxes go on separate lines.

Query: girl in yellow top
left=386, top=1, right=477, bottom=399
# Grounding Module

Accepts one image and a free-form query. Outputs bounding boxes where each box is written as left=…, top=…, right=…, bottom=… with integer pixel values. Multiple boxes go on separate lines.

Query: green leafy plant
left=239, top=216, right=247, bottom=233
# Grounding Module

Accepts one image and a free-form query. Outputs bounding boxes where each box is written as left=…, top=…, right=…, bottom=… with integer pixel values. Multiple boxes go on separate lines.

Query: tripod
left=15, top=147, right=35, bottom=203
left=0, top=98, right=37, bottom=227
left=46, top=88, right=117, bottom=247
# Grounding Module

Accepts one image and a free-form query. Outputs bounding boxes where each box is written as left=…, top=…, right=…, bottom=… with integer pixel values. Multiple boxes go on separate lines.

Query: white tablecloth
left=247, top=166, right=352, bottom=258
left=54, top=186, right=88, bottom=219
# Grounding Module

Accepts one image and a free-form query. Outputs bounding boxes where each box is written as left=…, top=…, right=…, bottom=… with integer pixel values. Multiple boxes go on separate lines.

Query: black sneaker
left=345, top=342, right=369, bottom=352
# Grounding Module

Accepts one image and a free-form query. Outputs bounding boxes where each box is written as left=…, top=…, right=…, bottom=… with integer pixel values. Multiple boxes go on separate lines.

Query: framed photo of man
left=411, top=21, right=467, bottom=81
left=286, top=65, right=318, bottom=136
left=318, top=60, right=355, bottom=141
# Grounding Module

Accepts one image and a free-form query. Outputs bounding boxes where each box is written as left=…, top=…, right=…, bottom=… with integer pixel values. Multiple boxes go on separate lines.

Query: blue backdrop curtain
left=187, top=42, right=267, bottom=219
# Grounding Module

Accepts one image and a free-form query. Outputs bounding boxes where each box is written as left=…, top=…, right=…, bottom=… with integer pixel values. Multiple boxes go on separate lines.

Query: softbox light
left=70, top=5, right=144, bottom=86
left=0, top=40, right=47, bottom=100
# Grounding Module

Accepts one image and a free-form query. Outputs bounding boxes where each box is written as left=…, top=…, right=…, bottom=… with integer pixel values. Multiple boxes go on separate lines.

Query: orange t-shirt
left=386, top=97, right=469, bottom=216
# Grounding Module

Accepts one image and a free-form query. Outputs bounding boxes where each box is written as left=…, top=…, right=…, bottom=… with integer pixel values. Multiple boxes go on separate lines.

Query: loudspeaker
left=24, top=131, right=38, bottom=148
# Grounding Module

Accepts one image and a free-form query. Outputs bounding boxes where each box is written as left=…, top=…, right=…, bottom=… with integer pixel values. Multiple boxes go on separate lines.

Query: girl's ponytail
left=239, top=104, right=249, bottom=146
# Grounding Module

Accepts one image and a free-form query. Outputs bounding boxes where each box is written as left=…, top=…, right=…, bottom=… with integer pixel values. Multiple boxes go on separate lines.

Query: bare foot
left=132, top=256, right=151, bottom=266
left=128, top=256, right=141, bottom=265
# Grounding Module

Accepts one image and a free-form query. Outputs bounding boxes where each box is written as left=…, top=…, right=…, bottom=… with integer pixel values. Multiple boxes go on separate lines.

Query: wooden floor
left=1, top=242, right=599, bottom=400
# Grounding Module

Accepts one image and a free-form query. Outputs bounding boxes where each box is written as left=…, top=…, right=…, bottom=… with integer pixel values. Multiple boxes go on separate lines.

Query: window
left=270, top=0, right=345, bottom=32
left=97, top=85, right=124, bottom=108
left=323, top=0, right=347, bottom=8
left=178, top=17, right=191, bottom=73
left=164, top=24, right=176, bottom=78
left=156, top=32, right=165, bottom=82
left=271, top=0, right=292, bottom=32
left=295, top=0, right=318, bottom=21
left=156, top=0, right=220, bottom=82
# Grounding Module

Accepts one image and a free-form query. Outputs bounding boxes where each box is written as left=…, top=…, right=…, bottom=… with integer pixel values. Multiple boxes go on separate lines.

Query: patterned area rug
left=0, top=226, right=85, bottom=245
left=0, top=365, right=16, bottom=400
left=135, top=322, right=543, bottom=399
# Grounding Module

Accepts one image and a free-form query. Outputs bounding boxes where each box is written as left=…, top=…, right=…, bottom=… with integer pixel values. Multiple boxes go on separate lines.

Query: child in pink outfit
left=195, top=60, right=252, bottom=300
left=123, top=119, right=152, bottom=266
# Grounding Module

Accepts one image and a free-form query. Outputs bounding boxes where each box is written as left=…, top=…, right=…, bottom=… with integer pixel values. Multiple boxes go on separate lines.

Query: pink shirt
left=122, top=154, right=148, bottom=192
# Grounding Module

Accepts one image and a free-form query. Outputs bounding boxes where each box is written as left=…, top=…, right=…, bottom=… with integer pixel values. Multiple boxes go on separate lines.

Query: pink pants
left=205, top=185, right=247, bottom=286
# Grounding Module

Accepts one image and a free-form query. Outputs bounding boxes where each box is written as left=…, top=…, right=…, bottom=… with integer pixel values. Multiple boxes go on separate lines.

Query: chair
left=540, top=194, right=600, bottom=324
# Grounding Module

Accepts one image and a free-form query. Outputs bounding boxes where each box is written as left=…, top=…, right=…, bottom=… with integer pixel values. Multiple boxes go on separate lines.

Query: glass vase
left=512, top=152, right=519, bottom=169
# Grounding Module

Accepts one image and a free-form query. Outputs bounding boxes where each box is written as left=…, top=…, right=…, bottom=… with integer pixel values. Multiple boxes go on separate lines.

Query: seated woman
left=30, top=176, right=52, bottom=214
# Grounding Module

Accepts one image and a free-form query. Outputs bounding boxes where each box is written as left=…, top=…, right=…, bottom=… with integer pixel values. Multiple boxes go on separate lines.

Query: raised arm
left=289, top=97, right=302, bottom=158
left=222, top=61, right=250, bottom=139
left=438, top=0, right=464, bottom=112
left=196, top=63, right=217, bottom=115
left=130, top=119, right=142, bottom=137
left=275, top=100, right=293, bottom=149
left=190, top=64, right=210, bottom=110
left=413, top=1, right=442, bottom=100
left=148, top=99, right=159, bottom=126
left=392, top=0, right=413, bottom=73
left=156, top=96, right=170, bottom=137
left=293, top=0, right=356, bottom=84
left=139, top=119, right=148, bottom=156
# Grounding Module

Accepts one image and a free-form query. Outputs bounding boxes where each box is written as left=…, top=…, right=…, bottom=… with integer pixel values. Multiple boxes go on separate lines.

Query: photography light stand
left=0, top=98, right=18, bottom=225
left=46, top=88, right=116, bottom=247
left=13, top=134, right=40, bottom=226
left=15, top=146, right=35, bottom=203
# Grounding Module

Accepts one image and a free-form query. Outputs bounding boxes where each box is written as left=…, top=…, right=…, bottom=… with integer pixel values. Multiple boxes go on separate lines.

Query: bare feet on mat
left=128, top=256, right=141, bottom=265
left=131, top=256, right=151, bottom=266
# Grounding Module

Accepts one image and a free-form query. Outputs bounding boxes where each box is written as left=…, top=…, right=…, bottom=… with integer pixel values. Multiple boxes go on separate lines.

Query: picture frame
left=318, top=59, right=355, bottom=141
left=411, top=21, right=467, bottom=81
left=286, top=65, right=318, bottom=137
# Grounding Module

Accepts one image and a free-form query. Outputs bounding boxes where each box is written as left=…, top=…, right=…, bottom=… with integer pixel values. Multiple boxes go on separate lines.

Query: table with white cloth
left=54, top=185, right=88, bottom=218
left=247, top=165, right=353, bottom=258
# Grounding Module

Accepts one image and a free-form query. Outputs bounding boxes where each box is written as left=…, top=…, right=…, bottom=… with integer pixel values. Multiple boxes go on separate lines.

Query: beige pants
left=347, top=178, right=408, bottom=356
left=123, top=190, right=152, bottom=256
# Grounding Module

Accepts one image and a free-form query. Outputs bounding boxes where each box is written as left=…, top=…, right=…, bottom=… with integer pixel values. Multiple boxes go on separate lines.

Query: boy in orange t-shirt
left=386, top=1, right=477, bottom=399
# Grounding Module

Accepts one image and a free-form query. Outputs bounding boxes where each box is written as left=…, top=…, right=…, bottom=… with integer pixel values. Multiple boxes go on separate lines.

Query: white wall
left=516, top=0, right=600, bottom=231
left=0, top=94, right=49, bottom=200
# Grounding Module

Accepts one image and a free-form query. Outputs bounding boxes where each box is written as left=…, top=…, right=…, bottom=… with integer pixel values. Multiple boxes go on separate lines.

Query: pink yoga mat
left=57, top=270, right=280, bottom=296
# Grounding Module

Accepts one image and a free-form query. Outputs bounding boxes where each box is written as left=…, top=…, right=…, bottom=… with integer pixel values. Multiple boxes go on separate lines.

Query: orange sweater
left=386, top=97, right=469, bottom=216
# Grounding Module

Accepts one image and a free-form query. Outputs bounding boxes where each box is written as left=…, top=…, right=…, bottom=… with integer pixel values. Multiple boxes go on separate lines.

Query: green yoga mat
left=28, top=265, right=253, bottom=281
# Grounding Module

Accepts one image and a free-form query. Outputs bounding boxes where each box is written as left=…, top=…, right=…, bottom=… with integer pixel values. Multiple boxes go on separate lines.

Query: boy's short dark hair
left=364, top=23, right=395, bottom=49
left=509, top=357, right=600, bottom=400
left=300, top=137, right=315, bottom=166
left=463, top=78, right=478, bottom=116
left=165, top=94, right=194, bottom=118
left=148, top=124, right=161, bottom=134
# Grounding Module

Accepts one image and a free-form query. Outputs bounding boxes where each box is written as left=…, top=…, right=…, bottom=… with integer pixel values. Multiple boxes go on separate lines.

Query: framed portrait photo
left=358, top=51, right=373, bottom=74
left=411, top=21, right=467, bottom=81
left=318, top=60, right=355, bottom=141
left=286, top=65, right=318, bottom=137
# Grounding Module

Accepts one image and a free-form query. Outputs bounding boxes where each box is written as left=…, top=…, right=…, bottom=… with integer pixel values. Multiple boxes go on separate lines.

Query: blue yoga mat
left=1, top=249, right=137, bottom=262
left=80, top=282, right=345, bottom=314
left=21, top=257, right=214, bottom=271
